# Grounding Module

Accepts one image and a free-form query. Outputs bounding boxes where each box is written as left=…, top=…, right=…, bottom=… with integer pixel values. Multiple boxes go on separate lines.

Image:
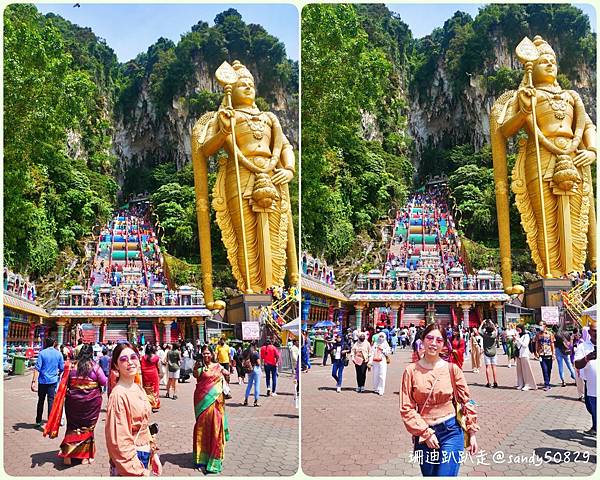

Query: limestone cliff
left=112, top=59, right=298, bottom=191
left=407, top=34, right=596, bottom=167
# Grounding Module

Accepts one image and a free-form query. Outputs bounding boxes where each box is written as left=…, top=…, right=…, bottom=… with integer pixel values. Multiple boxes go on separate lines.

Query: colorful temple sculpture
left=301, top=252, right=348, bottom=331
left=3, top=268, right=49, bottom=370
left=49, top=200, right=211, bottom=345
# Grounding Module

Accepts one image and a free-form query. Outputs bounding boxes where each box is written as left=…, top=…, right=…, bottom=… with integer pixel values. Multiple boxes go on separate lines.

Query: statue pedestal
left=524, top=278, right=572, bottom=321
left=226, top=294, right=273, bottom=340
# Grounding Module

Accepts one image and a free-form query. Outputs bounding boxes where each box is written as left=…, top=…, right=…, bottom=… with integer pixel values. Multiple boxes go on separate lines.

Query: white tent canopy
left=281, top=318, right=300, bottom=335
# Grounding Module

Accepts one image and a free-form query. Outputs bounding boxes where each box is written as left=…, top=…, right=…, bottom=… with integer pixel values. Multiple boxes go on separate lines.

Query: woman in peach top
left=400, top=323, right=479, bottom=476
left=105, top=342, right=159, bottom=476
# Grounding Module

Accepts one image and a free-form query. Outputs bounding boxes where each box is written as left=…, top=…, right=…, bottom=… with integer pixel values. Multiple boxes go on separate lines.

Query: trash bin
left=313, top=338, right=325, bottom=358
left=13, top=355, right=27, bottom=375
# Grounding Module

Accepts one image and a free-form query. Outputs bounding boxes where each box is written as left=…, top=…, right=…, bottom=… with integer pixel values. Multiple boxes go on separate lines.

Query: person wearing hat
left=574, top=314, right=597, bottom=435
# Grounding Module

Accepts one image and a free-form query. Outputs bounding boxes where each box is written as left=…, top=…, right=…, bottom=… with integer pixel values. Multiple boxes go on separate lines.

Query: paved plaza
left=301, top=348, right=597, bottom=476
left=3, top=369, right=298, bottom=476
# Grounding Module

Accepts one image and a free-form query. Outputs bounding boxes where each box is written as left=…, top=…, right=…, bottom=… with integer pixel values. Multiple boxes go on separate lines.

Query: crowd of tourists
left=32, top=334, right=298, bottom=475
left=304, top=312, right=596, bottom=476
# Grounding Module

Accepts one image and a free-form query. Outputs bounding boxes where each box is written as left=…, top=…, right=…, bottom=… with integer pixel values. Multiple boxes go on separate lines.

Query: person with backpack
left=243, top=344, right=261, bottom=406
left=555, top=329, right=577, bottom=387
left=514, top=324, right=538, bottom=390
left=480, top=320, right=499, bottom=388
left=166, top=343, right=181, bottom=399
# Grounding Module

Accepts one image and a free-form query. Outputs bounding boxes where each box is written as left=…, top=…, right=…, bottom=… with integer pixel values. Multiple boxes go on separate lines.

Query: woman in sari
left=59, top=344, right=107, bottom=465
left=192, top=344, right=230, bottom=473
left=141, top=344, right=161, bottom=412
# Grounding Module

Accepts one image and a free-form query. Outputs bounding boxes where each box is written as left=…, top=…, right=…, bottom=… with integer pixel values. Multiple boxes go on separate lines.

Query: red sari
left=141, top=354, right=161, bottom=410
left=450, top=338, right=465, bottom=370
left=192, top=362, right=230, bottom=473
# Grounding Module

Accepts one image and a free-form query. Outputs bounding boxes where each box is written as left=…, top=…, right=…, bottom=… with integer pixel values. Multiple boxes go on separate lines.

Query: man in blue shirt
left=31, top=337, right=64, bottom=427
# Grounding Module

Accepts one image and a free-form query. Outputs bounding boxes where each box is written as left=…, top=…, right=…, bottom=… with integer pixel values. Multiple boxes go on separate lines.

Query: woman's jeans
left=332, top=359, right=345, bottom=388
left=355, top=363, right=368, bottom=388
left=584, top=381, right=597, bottom=431
left=264, top=364, right=278, bottom=393
left=555, top=349, right=576, bottom=381
left=540, top=355, right=553, bottom=387
left=415, top=417, right=465, bottom=476
left=245, top=367, right=261, bottom=401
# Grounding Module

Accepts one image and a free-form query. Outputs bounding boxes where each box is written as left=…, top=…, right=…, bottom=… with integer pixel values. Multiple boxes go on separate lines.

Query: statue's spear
left=516, top=37, right=552, bottom=278
left=215, top=61, right=253, bottom=293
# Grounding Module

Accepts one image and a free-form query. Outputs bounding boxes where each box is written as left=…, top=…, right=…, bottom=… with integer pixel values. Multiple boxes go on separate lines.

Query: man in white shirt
left=574, top=320, right=596, bottom=436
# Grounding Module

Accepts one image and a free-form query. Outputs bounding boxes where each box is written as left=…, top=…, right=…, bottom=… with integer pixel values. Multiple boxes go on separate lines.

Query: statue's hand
left=218, top=107, right=236, bottom=133
left=573, top=149, right=596, bottom=167
left=518, top=86, right=536, bottom=113
left=272, top=168, right=293, bottom=185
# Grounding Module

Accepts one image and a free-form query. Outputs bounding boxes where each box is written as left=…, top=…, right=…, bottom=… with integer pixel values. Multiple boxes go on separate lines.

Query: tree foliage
left=411, top=4, right=596, bottom=95
left=301, top=4, right=413, bottom=261
left=116, top=8, right=297, bottom=117
left=4, top=4, right=116, bottom=276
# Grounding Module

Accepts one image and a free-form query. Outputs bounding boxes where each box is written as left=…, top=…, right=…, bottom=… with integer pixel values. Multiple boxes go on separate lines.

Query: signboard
left=541, top=306, right=560, bottom=325
left=242, top=321, right=260, bottom=340
left=81, top=323, right=97, bottom=343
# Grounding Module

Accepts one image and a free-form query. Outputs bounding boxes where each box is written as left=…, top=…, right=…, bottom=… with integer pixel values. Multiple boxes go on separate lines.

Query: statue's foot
left=213, top=300, right=226, bottom=310
left=505, top=285, right=525, bottom=295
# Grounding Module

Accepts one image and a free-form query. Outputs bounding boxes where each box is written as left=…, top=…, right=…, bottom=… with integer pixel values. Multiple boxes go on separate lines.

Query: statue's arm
left=582, top=113, right=597, bottom=151
left=280, top=135, right=295, bottom=173
left=498, top=94, right=526, bottom=138
left=200, top=115, right=227, bottom=157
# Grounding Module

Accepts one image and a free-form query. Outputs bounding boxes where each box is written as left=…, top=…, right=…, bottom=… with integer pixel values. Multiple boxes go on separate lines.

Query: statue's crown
left=232, top=60, right=254, bottom=82
left=533, top=35, right=556, bottom=58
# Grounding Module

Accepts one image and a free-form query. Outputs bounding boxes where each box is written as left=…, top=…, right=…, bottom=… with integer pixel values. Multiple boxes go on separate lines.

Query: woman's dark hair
left=172, top=343, right=180, bottom=351
left=110, top=342, right=139, bottom=372
left=515, top=324, right=525, bottom=335
left=200, top=344, right=215, bottom=363
left=421, top=323, right=444, bottom=339
left=145, top=343, right=156, bottom=359
left=76, top=344, right=95, bottom=377
left=44, top=337, right=55, bottom=349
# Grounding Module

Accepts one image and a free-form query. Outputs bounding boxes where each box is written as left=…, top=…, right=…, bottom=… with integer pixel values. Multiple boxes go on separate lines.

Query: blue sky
left=34, top=3, right=596, bottom=63
left=387, top=3, right=596, bottom=39
left=36, top=3, right=299, bottom=63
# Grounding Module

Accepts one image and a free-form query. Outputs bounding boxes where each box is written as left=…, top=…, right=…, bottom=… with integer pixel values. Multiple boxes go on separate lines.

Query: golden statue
left=191, top=61, right=298, bottom=304
left=491, top=36, right=596, bottom=294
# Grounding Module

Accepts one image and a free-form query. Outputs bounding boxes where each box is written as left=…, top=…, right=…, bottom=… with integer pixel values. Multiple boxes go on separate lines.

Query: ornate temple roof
left=349, top=289, right=510, bottom=303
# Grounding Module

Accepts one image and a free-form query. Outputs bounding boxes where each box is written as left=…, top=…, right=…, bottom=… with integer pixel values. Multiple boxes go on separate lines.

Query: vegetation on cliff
left=301, top=4, right=414, bottom=262
left=4, top=4, right=118, bottom=276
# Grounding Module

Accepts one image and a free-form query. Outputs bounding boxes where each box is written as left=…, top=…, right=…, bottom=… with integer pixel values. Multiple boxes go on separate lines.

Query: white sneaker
left=271, top=392, right=278, bottom=397
left=521, top=386, right=530, bottom=391
left=355, top=387, right=361, bottom=393
left=378, top=391, right=383, bottom=396
left=336, top=387, right=341, bottom=393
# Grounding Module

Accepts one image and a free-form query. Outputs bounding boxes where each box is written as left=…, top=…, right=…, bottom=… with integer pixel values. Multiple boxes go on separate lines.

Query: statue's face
left=532, top=53, right=558, bottom=85
left=231, top=77, right=255, bottom=107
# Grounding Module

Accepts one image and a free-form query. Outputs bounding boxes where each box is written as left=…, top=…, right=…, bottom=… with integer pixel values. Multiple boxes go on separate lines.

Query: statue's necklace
left=237, top=109, right=266, bottom=139
left=538, top=87, right=567, bottom=120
